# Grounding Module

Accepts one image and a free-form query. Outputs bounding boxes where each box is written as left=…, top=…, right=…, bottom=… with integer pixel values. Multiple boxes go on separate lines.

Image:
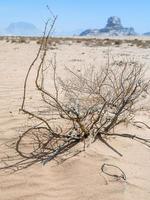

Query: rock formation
left=80, top=16, right=137, bottom=36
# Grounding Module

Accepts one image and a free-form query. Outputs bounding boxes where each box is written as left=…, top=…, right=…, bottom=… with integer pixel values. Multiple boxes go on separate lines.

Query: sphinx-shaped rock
left=80, top=16, right=137, bottom=36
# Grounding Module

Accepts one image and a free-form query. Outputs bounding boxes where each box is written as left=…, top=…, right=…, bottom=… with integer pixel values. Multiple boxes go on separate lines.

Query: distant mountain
left=143, top=32, right=150, bottom=36
left=80, top=16, right=137, bottom=36
left=5, top=22, right=41, bottom=36
left=54, top=29, right=84, bottom=36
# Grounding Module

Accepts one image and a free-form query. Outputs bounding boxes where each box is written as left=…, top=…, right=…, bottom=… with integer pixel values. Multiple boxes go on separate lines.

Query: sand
left=0, top=38, right=150, bottom=200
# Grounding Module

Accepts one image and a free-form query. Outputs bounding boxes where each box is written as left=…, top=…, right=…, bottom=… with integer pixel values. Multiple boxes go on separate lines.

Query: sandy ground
left=0, top=38, right=150, bottom=200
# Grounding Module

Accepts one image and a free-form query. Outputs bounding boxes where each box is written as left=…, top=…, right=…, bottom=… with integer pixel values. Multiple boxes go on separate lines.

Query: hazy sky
left=0, top=0, right=150, bottom=34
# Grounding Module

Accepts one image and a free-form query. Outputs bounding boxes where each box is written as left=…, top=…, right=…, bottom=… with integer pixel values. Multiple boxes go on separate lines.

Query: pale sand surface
left=0, top=39, right=150, bottom=200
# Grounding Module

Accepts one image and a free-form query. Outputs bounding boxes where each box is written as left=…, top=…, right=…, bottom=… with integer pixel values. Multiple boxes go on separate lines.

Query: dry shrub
left=0, top=16, right=150, bottom=173
left=10, top=37, right=29, bottom=44
left=114, top=40, right=123, bottom=46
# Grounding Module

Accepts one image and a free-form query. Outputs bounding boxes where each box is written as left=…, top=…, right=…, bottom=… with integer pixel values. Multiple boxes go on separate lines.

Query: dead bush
left=0, top=15, right=150, bottom=173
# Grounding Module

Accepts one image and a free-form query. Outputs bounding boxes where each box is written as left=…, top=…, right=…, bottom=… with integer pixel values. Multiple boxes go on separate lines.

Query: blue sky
left=0, top=0, right=150, bottom=34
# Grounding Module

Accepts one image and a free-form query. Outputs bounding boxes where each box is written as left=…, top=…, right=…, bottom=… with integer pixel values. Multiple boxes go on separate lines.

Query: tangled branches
left=0, top=16, right=150, bottom=173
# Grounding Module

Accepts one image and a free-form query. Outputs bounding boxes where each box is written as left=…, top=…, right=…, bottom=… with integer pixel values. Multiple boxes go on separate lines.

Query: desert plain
left=0, top=36, right=150, bottom=200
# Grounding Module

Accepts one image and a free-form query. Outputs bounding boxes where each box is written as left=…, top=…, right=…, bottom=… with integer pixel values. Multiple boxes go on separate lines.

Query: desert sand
left=0, top=37, right=150, bottom=200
